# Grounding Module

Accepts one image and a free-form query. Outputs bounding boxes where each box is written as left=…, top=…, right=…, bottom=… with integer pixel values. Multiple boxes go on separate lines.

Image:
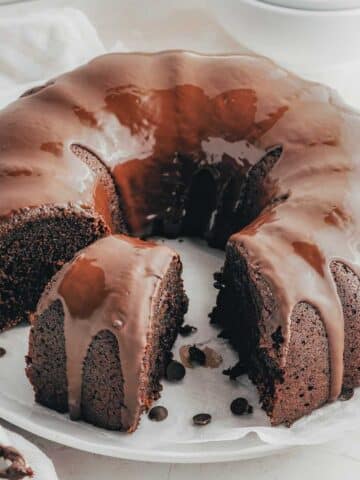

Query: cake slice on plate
left=26, top=234, right=188, bottom=432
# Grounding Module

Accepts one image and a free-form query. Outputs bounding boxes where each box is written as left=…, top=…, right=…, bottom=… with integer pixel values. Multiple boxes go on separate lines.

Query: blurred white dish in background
left=212, top=0, right=360, bottom=108
left=261, top=0, right=360, bottom=10
left=0, top=424, right=58, bottom=479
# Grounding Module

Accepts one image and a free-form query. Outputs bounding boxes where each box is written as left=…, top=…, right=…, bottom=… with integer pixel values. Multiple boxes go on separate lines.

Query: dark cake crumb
left=163, top=351, right=174, bottom=368
left=230, top=397, right=253, bottom=416
left=218, top=330, right=230, bottom=339
left=148, top=406, right=168, bottom=422
left=179, top=324, right=197, bottom=337
left=203, top=346, right=223, bottom=368
left=188, top=345, right=206, bottom=366
left=193, top=413, right=211, bottom=426
left=0, top=347, right=6, bottom=358
left=271, top=326, right=284, bottom=350
left=223, top=361, right=248, bottom=380
left=213, top=271, right=223, bottom=282
left=165, top=360, right=186, bottom=381
left=208, top=309, right=218, bottom=325
left=339, top=386, right=354, bottom=401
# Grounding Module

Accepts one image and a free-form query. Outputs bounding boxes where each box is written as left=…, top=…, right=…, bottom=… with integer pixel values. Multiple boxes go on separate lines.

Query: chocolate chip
left=230, top=397, right=253, bottom=416
left=213, top=281, right=223, bottom=290
left=339, top=386, right=354, bottom=401
left=0, top=347, right=6, bottom=358
left=165, top=360, right=186, bottom=381
left=193, top=413, right=211, bottom=426
left=188, top=345, right=206, bottom=366
left=179, top=324, right=198, bottom=337
left=148, top=406, right=168, bottom=422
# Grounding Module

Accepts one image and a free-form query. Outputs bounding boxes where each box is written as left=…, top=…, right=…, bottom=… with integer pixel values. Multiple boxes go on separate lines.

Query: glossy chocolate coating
left=37, top=234, right=177, bottom=431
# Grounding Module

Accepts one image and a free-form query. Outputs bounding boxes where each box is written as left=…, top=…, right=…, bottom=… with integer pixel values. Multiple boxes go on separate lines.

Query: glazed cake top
left=3, top=51, right=360, bottom=402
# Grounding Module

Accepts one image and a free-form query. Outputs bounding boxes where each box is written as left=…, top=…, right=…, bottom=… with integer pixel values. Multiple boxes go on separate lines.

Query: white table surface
left=1, top=0, right=360, bottom=478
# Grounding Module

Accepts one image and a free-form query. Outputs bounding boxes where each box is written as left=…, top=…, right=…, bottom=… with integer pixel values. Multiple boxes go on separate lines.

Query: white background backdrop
left=1, top=0, right=360, bottom=478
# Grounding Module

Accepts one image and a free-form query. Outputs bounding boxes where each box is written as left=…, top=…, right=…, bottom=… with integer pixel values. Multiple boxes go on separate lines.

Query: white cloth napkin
left=0, top=7, right=105, bottom=87
left=0, top=7, right=107, bottom=107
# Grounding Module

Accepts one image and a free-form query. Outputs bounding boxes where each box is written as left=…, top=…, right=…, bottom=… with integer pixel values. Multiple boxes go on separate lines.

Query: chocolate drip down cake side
left=0, top=51, right=360, bottom=431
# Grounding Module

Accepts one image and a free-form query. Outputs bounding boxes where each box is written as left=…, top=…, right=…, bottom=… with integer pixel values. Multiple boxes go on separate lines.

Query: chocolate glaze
left=37, top=234, right=177, bottom=431
left=3, top=51, right=360, bottom=405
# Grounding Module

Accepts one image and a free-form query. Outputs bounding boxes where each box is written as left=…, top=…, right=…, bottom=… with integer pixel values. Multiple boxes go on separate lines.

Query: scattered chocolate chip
left=189, top=345, right=206, bottom=366
left=339, top=386, right=354, bottom=401
left=223, top=361, right=248, bottom=380
left=203, top=346, right=223, bottom=368
left=230, top=397, right=253, bottom=416
left=193, top=413, right=211, bottom=426
left=0, top=347, right=6, bottom=358
left=148, top=406, right=168, bottom=422
left=178, top=238, right=184, bottom=243
left=165, top=360, right=186, bottom=381
left=179, top=324, right=197, bottom=337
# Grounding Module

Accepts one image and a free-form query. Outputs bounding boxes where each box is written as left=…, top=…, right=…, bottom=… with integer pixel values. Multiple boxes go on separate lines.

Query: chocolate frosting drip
left=233, top=99, right=360, bottom=400
left=3, top=51, right=360, bottom=402
left=37, top=235, right=176, bottom=430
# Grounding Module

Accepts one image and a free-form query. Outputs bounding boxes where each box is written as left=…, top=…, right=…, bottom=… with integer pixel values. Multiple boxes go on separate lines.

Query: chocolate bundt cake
left=26, top=234, right=187, bottom=432
left=0, top=51, right=359, bottom=427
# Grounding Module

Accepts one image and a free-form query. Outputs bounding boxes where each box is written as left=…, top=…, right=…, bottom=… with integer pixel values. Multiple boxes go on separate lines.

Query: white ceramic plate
left=3, top=428, right=58, bottom=479
left=0, top=239, right=358, bottom=463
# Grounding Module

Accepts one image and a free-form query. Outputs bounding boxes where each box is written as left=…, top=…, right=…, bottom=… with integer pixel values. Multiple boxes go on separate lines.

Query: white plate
left=3, top=428, right=58, bottom=479
left=0, top=239, right=358, bottom=463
